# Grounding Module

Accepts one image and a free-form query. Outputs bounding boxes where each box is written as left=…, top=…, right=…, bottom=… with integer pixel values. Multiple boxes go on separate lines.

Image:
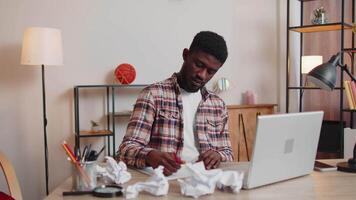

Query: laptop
left=221, top=111, right=324, bottom=189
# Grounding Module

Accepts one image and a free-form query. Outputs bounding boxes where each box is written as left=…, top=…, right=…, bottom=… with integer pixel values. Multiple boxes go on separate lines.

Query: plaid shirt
left=117, top=73, right=233, bottom=168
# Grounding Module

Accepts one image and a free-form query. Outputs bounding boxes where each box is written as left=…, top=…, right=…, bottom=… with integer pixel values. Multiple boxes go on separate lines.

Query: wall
left=0, top=0, right=281, bottom=199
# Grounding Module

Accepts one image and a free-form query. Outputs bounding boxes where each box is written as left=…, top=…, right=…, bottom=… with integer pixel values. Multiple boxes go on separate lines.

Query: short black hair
left=189, top=31, right=228, bottom=64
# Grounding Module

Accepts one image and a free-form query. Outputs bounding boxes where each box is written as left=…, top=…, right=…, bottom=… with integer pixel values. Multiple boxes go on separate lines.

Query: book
left=314, top=161, right=337, bottom=172
left=350, top=81, right=356, bottom=108
left=344, top=81, right=355, bottom=109
left=347, top=81, right=356, bottom=109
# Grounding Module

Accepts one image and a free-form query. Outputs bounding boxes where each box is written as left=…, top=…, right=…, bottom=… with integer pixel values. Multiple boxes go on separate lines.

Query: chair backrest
left=0, top=152, right=22, bottom=200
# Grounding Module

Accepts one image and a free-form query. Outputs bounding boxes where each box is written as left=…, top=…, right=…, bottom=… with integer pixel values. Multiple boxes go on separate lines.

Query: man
left=117, top=31, right=233, bottom=176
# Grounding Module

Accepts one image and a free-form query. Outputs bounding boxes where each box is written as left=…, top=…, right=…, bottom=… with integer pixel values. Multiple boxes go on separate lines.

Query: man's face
left=179, top=49, right=223, bottom=92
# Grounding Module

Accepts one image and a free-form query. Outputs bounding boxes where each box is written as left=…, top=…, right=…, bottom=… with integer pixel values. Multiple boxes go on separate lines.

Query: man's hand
left=198, top=149, right=222, bottom=170
left=146, top=150, right=181, bottom=176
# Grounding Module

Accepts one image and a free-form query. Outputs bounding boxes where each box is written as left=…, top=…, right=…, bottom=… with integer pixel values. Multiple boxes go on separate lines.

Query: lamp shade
left=307, top=54, right=340, bottom=91
left=21, top=27, right=63, bottom=66
left=302, top=55, right=323, bottom=74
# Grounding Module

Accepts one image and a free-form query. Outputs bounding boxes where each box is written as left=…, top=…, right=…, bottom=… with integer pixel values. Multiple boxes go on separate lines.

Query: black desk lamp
left=308, top=52, right=356, bottom=173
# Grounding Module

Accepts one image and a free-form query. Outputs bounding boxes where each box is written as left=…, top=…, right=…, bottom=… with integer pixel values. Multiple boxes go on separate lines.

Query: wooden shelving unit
left=286, top=0, right=355, bottom=158
left=74, top=84, right=148, bottom=157
left=289, top=22, right=352, bottom=33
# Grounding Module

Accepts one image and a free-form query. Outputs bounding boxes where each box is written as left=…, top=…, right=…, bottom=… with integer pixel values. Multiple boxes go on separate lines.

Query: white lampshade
left=301, top=55, right=322, bottom=74
left=21, top=27, right=63, bottom=66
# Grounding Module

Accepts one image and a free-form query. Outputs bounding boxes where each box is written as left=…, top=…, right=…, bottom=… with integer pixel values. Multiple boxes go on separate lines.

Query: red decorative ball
left=115, top=63, right=136, bottom=84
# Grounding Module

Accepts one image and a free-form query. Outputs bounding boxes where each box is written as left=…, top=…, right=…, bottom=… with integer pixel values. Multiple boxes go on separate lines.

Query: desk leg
left=238, top=114, right=250, bottom=161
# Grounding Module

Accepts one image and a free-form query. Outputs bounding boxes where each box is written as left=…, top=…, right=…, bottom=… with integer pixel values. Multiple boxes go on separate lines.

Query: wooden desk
left=46, top=160, right=356, bottom=200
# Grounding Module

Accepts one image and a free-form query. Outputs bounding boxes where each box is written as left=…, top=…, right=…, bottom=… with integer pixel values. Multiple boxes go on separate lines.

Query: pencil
left=62, top=143, right=91, bottom=186
left=61, top=142, right=91, bottom=187
left=62, top=142, right=77, bottom=162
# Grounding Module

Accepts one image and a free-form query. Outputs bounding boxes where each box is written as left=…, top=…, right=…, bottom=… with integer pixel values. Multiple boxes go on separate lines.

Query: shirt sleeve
left=117, top=88, right=156, bottom=168
left=216, top=105, right=234, bottom=162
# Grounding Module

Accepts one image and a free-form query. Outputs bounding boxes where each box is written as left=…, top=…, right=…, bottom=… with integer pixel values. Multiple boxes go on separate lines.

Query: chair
left=0, top=152, right=22, bottom=200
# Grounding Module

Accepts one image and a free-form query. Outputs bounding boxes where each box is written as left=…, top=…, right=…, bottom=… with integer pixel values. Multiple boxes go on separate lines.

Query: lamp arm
left=340, top=64, right=356, bottom=82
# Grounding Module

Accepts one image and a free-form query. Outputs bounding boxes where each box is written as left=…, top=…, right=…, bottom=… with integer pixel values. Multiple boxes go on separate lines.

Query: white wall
left=0, top=0, right=282, bottom=199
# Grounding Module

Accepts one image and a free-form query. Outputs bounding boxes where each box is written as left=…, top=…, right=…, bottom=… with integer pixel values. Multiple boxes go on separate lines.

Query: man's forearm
left=217, top=147, right=234, bottom=162
left=117, top=141, right=155, bottom=168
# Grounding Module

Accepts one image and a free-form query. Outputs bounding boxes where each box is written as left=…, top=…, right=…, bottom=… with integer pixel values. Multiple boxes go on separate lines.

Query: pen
left=81, top=145, right=88, bottom=163
left=85, top=144, right=92, bottom=161
left=76, top=147, right=81, bottom=162
left=87, top=150, right=97, bottom=161
left=173, top=153, right=183, bottom=164
left=95, top=146, right=105, bottom=160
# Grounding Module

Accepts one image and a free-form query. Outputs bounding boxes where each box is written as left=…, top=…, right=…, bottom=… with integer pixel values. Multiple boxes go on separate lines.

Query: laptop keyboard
left=220, top=162, right=250, bottom=173
left=220, top=162, right=250, bottom=187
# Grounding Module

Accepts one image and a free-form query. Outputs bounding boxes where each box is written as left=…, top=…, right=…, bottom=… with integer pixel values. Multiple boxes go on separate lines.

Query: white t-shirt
left=180, top=88, right=202, bottom=162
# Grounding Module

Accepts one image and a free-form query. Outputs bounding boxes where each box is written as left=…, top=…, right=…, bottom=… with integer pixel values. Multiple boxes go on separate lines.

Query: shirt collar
left=171, top=73, right=211, bottom=101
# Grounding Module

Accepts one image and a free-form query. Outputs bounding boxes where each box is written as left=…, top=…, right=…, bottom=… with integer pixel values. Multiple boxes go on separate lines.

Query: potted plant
left=312, top=7, right=327, bottom=25
left=90, top=120, right=100, bottom=131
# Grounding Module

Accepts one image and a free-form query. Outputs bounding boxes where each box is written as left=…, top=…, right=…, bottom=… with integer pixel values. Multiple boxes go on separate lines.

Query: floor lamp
left=20, top=27, right=63, bottom=195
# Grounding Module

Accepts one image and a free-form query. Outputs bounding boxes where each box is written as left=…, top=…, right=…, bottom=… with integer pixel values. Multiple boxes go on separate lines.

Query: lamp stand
left=337, top=144, right=356, bottom=173
left=307, top=53, right=356, bottom=173
left=41, top=65, right=49, bottom=195
left=336, top=65, right=356, bottom=173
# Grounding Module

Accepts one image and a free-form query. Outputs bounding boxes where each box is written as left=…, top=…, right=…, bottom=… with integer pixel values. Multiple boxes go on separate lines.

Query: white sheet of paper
left=137, top=162, right=205, bottom=180
left=125, top=166, right=169, bottom=199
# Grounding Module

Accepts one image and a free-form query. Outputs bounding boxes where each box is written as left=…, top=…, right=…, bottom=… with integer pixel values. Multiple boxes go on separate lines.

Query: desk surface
left=45, top=160, right=356, bottom=200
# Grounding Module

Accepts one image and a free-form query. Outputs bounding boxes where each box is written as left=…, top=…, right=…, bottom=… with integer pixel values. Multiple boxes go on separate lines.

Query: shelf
left=343, top=109, right=356, bottom=112
left=111, top=111, right=133, bottom=117
left=79, top=130, right=113, bottom=137
left=289, top=22, right=353, bottom=33
left=344, top=48, right=356, bottom=53
left=75, top=84, right=148, bottom=89
left=227, top=104, right=277, bottom=109
left=288, top=86, right=344, bottom=90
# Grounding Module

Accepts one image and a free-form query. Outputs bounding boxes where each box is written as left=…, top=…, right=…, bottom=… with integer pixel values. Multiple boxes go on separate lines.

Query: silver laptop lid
left=246, top=111, right=324, bottom=189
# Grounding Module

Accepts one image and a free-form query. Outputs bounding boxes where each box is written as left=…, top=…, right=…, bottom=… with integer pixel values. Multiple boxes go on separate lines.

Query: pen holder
left=72, top=161, right=97, bottom=191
